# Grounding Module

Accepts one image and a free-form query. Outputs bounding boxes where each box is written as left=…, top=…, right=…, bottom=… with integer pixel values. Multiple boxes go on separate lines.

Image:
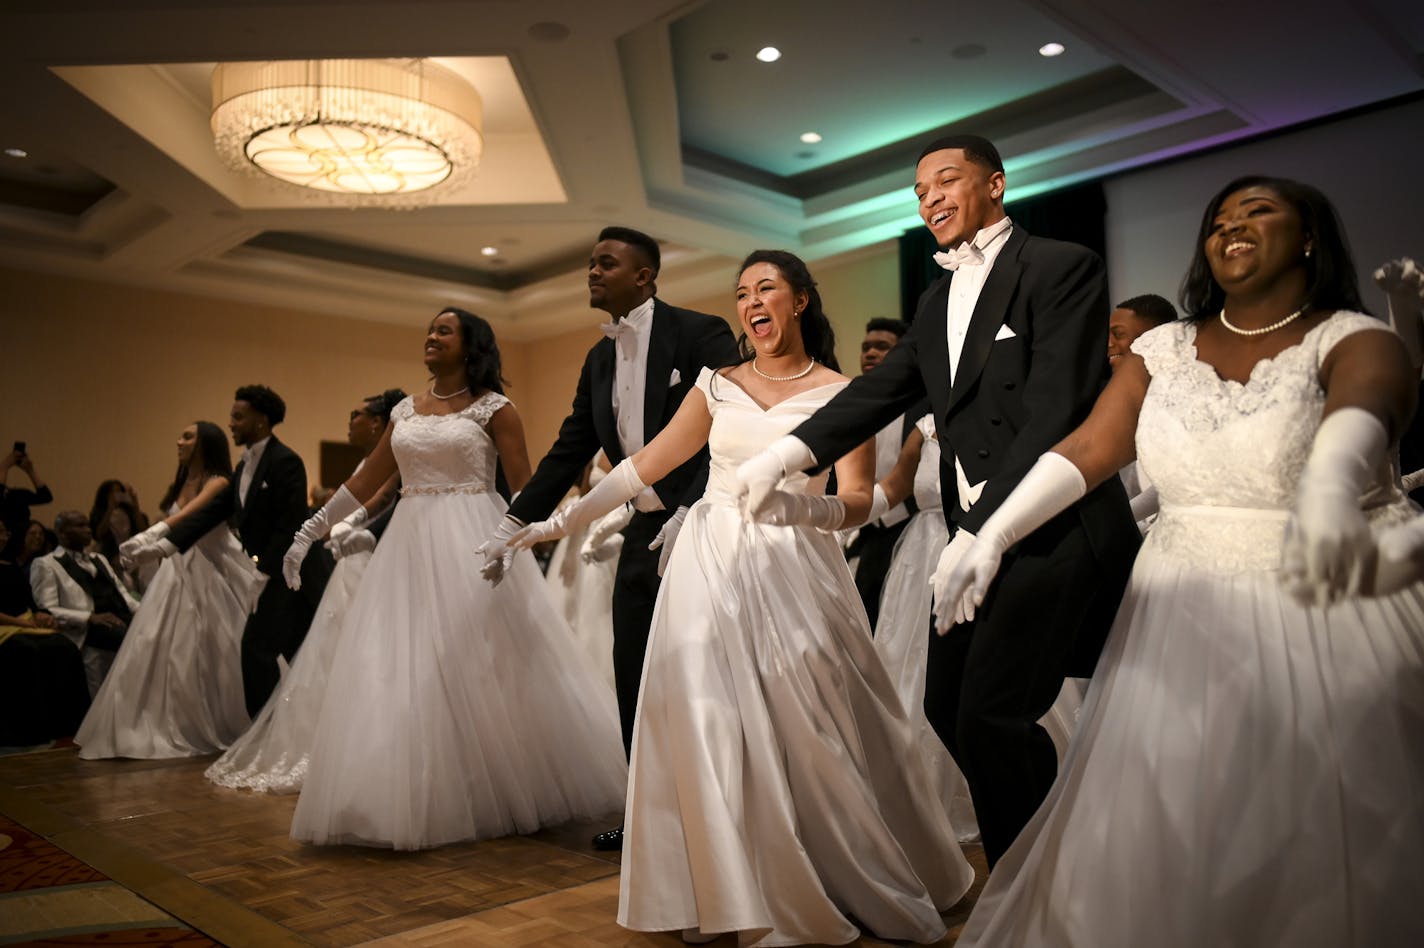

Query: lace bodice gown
left=617, top=369, right=974, bottom=947
left=961, top=314, right=1424, bottom=947
left=288, top=394, right=626, bottom=849
left=76, top=506, right=256, bottom=759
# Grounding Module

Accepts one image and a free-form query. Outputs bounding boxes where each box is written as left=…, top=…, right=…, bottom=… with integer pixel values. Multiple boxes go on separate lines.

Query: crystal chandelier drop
left=211, top=59, right=483, bottom=205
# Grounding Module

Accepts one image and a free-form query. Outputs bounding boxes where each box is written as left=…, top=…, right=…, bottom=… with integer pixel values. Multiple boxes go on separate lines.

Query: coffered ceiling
left=0, top=0, right=1420, bottom=340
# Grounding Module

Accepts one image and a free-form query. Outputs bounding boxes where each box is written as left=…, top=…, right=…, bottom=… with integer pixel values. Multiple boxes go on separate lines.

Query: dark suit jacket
left=166, top=435, right=310, bottom=578
left=510, top=299, right=739, bottom=523
left=793, top=227, right=1132, bottom=560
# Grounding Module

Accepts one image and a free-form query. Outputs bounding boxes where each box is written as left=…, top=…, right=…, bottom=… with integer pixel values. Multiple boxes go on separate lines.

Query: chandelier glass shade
left=211, top=59, right=483, bottom=203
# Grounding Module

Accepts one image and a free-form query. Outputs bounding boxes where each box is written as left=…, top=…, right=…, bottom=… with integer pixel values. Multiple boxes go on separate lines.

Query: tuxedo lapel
left=946, top=229, right=1025, bottom=414
left=917, top=279, right=954, bottom=417
left=589, top=341, right=622, bottom=463
left=643, top=300, right=677, bottom=440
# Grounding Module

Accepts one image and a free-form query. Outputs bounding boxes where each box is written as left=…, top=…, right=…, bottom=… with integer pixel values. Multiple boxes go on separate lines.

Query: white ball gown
left=960, top=314, right=1424, bottom=947
left=618, top=368, right=975, bottom=947
left=206, top=464, right=384, bottom=793
left=289, top=393, right=627, bottom=849
left=542, top=506, right=619, bottom=688
left=75, top=507, right=257, bottom=758
left=873, top=416, right=1086, bottom=843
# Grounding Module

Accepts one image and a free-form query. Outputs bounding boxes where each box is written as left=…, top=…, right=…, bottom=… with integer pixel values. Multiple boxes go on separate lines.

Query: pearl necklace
left=1218, top=304, right=1307, bottom=337
left=751, top=357, right=815, bottom=382
left=429, top=383, right=470, bottom=400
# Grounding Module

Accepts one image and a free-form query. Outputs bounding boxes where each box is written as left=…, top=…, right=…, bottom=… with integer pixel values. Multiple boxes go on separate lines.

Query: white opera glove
left=582, top=504, right=635, bottom=563
left=323, top=506, right=368, bottom=553
left=648, top=505, right=689, bottom=576
left=282, top=485, right=361, bottom=590
left=1369, top=517, right=1424, bottom=596
left=935, top=452, right=1087, bottom=632
left=733, top=436, right=817, bottom=520
left=1281, top=407, right=1388, bottom=606
left=755, top=490, right=847, bottom=530
left=1401, top=468, right=1424, bottom=493
left=928, top=528, right=978, bottom=634
left=509, top=459, right=646, bottom=551
left=331, top=528, right=376, bottom=561
left=118, top=521, right=169, bottom=568
left=476, top=514, right=525, bottom=586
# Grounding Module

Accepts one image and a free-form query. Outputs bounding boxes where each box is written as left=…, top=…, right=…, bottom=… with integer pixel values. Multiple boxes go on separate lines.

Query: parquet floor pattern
left=0, top=748, right=986, bottom=947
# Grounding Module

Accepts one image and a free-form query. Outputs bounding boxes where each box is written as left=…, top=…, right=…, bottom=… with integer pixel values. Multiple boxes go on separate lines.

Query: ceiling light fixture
left=755, top=46, right=782, bottom=63
left=799, top=131, right=822, bottom=144
left=211, top=59, right=483, bottom=205
left=480, top=246, right=499, bottom=257
left=3, top=147, right=27, bottom=158
left=1038, top=42, right=1065, bottom=57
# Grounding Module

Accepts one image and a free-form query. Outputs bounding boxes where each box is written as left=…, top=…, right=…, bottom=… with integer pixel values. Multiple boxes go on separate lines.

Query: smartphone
left=12, top=441, right=24, bottom=455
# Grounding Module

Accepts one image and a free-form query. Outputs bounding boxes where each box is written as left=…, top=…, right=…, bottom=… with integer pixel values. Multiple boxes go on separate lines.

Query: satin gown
left=960, top=314, right=1424, bottom=947
left=618, top=368, right=974, bottom=947
left=289, top=393, right=627, bottom=849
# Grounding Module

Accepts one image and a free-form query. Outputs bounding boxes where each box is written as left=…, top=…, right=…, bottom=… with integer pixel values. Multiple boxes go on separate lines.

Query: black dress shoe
left=591, top=826, right=623, bottom=851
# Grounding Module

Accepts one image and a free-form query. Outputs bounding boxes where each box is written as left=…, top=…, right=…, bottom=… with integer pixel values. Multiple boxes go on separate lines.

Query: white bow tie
left=600, top=321, right=634, bottom=340
left=933, top=243, right=985, bottom=271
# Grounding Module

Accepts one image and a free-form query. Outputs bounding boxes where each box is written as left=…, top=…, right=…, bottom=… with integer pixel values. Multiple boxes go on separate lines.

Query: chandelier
left=211, top=59, right=483, bottom=204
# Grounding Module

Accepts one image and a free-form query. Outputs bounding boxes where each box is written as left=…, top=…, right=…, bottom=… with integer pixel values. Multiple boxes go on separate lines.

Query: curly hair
left=364, top=388, right=409, bottom=425
left=233, top=384, right=287, bottom=426
left=436, top=308, right=507, bottom=395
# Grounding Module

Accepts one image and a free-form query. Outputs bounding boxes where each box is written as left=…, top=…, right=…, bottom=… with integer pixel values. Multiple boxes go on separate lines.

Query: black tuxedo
left=511, top=299, right=738, bottom=755
left=792, top=227, right=1139, bottom=865
left=167, top=435, right=327, bottom=715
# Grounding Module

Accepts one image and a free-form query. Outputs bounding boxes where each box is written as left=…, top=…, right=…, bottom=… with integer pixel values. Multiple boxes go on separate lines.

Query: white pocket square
left=668, top=368, right=681, bottom=386
left=994, top=324, right=1017, bottom=342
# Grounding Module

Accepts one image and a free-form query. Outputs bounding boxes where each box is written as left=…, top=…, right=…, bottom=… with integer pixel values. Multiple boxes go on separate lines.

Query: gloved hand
left=1281, top=407, right=1387, bottom=606
left=648, top=505, right=689, bottom=576
left=477, top=514, right=526, bottom=586
left=754, top=490, right=846, bottom=530
left=283, top=485, right=361, bottom=589
left=1401, top=468, right=1424, bottom=493
left=935, top=452, right=1087, bottom=632
left=331, top=528, right=376, bottom=561
left=510, top=459, right=647, bottom=551
left=582, top=504, right=635, bottom=564
left=929, top=529, right=978, bottom=634
left=1364, top=517, right=1424, bottom=597
left=119, top=521, right=169, bottom=569
left=732, top=436, right=817, bottom=520
left=323, top=507, right=368, bottom=555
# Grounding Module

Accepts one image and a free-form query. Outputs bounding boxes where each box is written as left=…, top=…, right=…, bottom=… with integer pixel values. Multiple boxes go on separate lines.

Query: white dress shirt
left=944, top=216, right=1014, bottom=513
left=603, top=297, right=664, bottom=512
left=238, top=435, right=271, bottom=507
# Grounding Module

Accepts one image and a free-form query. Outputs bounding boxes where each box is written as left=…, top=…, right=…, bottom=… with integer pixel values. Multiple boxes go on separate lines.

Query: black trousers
left=240, top=576, right=316, bottom=717
left=923, top=513, right=1132, bottom=867
left=853, top=519, right=910, bottom=630
left=0, top=633, right=89, bottom=744
left=610, top=509, right=671, bottom=759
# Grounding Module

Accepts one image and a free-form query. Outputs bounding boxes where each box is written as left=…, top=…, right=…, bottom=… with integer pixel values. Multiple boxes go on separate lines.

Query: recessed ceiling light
left=2, top=147, right=27, bottom=158
left=755, top=46, right=781, bottom=63
left=799, top=132, right=822, bottom=144
left=480, top=246, right=499, bottom=257
left=1039, top=42, right=1065, bottom=57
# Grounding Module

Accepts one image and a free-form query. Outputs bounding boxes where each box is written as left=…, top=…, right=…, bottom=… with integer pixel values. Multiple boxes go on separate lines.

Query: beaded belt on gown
left=399, top=483, right=489, bottom=496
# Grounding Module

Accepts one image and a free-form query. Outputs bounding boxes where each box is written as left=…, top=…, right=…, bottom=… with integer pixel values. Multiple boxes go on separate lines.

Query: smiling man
left=477, top=225, right=738, bottom=851
left=734, top=134, right=1140, bottom=867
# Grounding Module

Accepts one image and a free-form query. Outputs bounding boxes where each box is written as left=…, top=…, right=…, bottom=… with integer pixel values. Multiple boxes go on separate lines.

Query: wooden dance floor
left=0, top=748, right=987, bottom=946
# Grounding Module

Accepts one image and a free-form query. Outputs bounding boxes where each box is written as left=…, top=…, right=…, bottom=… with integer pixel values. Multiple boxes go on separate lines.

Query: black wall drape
left=898, top=180, right=1108, bottom=324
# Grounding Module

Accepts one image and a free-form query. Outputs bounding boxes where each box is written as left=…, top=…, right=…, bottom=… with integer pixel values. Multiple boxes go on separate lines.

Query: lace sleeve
left=1314, top=311, right=1396, bottom=372
left=465, top=391, right=512, bottom=427
left=1129, top=321, right=1188, bottom=378
left=390, top=397, right=415, bottom=422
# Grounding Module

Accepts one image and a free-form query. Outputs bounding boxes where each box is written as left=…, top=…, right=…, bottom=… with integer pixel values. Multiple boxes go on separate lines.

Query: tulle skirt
left=543, top=520, right=617, bottom=689
left=289, top=491, right=627, bottom=850
left=618, top=499, right=974, bottom=946
left=206, top=548, right=371, bottom=793
left=959, top=528, right=1424, bottom=947
left=76, top=529, right=255, bottom=759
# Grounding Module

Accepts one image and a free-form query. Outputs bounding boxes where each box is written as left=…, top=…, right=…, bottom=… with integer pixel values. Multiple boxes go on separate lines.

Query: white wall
left=1104, top=96, right=1424, bottom=314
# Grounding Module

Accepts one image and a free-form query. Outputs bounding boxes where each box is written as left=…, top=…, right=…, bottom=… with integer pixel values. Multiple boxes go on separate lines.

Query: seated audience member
left=30, top=510, right=140, bottom=696
left=1108, top=293, right=1178, bottom=528
left=0, top=519, right=89, bottom=745
left=94, top=500, right=147, bottom=594
left=18, top=519, right=56, bottom=578
left=1, top=447, right=53, bottom=559
left=1375, top=257, right=1424, bottom=502
left=89, top=479, right=150, bottom=535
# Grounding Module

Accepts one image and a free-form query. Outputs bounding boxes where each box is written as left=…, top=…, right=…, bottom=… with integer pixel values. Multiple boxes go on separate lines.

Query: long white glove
left=936, top=452, right=1088, bottom=631
left=732, top=436, right=818, bottom=520
left=647, top=505, right=689, bottom=575
left=509, top=459, right=646, bottom=551
left=1281, top=407, right=1388, bottom=606
left=283, top=485, right=361, bottom=589
left=929, top=528, right=978, bottom=634
left=324, top=507, right=370, bottom=555
left=331, top=528, right=376, bottom=561
left=1401, top=468, right=1424, bottom=493
left=582, top=504, right=635, bottom=564
left=476, top=514, right=526, bottom=586
left=119, top=521, right=170, bottom=569
left=755, top=490, right=847, bottom=530
left=1375, top=257, right=1424, bottom=371
left=1367, top=517, right=1424, bottom=596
